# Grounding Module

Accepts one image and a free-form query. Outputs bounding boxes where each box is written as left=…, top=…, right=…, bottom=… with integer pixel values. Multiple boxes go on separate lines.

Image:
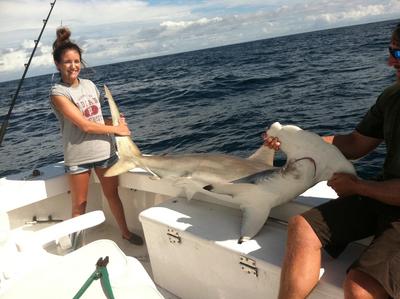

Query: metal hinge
left=239, top=256, right=258, bottom=277
left=167, top=228, right=181, bottom=244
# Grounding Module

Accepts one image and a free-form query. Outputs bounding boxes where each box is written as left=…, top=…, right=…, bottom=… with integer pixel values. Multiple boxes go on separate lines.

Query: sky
left=0, top=0, right=399, bottom=82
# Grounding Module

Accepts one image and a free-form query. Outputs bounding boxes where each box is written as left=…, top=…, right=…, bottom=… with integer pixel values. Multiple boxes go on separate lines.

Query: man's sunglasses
left=389, top=46, right=400, bottom=59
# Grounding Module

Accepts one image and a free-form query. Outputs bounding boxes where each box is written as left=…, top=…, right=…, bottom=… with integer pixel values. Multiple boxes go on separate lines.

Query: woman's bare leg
left=94, top=167, right=132, bottom=238
left=69, top=170, right=91, bottom=217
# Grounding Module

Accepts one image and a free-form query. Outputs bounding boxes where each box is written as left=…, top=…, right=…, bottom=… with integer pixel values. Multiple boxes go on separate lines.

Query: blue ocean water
left=0, top=19, right=398, bottom=178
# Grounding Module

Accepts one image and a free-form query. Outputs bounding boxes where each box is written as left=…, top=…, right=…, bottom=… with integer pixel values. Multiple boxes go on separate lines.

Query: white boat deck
left=0, top=162, right=367, bottom=298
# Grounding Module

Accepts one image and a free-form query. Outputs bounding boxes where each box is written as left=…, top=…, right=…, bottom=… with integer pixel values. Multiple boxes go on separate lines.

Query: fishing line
left=0, top=1, right=57, bottom=147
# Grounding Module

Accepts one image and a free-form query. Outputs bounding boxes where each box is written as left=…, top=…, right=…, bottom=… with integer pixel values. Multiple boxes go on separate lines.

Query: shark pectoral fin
left=207, top=183, right=255, bottom=197
left=238, top=195, right=272, bottom=243
left=104, top=158, right=137, bottom=177
left=207, top=183, right=261, bottom=207
left=247, top=145, right=275, bottom=166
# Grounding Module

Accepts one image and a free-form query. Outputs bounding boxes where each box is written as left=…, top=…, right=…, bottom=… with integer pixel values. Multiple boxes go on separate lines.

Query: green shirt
left=356, top=82, right=400, bottom=179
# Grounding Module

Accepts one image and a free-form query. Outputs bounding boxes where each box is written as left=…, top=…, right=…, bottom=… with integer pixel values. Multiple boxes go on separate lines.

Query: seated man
left=263, top=23, right=400, bottom=299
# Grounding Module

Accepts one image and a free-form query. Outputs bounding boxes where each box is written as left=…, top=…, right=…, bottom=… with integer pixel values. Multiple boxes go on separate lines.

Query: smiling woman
left=52, top=29, right=83, bottom=86
left=49, top=26, right=144, bottom=246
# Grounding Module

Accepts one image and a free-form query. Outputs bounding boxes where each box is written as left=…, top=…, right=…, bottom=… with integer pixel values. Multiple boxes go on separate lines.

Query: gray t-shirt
left=50, top=78, right=115, bottom=166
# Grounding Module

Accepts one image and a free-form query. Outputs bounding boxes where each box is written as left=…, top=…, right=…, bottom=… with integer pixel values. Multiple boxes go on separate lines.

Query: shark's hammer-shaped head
left=266, top=122, right=356, bottom=181
left=266, top=122, right=304, bottom=159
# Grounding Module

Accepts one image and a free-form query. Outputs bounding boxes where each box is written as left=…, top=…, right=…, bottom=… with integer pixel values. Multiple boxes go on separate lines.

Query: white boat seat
left=0, top=212, right=164, bottom=299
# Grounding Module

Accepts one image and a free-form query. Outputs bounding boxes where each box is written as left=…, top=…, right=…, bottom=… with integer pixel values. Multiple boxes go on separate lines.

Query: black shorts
left=302, top=195, right=400, bottom=298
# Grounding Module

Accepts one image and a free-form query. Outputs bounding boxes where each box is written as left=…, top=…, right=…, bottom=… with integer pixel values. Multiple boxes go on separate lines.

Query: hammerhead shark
left=103, top=85, right=355, bottom=242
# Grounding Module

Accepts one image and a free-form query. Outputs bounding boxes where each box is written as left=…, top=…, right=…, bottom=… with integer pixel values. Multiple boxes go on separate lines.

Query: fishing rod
left=0, top=0, right=57, bottom=147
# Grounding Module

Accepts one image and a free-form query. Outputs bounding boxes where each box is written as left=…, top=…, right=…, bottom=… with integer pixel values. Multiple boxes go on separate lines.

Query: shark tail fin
left=104, top=84, right=124, bottom=126
left=105, top=154, right=138, bottom=177
left=103, top=84, right=142, bottom=177
left=104, top=135, right=142, bottom=177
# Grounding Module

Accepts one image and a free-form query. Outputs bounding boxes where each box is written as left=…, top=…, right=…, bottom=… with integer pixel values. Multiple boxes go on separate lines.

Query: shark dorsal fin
left=247, top=145, right=274, bottom=166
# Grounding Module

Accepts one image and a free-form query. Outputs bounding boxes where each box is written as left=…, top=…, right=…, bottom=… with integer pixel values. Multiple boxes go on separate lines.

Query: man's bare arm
left=323, top=131, right=382, bottom=160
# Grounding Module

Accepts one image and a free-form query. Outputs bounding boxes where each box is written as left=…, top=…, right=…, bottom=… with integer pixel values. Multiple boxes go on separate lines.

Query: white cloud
left=0, top=40, right=52, bottom=72
left=161, top=17, right=223, bottom=31
left=305, top=4, right=387, bottom=24
left=0, top=50, right=27, bottom=72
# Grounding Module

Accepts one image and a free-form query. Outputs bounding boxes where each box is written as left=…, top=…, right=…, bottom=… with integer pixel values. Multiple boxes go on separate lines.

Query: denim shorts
left=64, top=154, right=118, bottom=174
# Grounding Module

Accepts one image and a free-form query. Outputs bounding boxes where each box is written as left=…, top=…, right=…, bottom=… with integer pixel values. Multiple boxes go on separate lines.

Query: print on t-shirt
left=76, top=94, right=104, bottom=123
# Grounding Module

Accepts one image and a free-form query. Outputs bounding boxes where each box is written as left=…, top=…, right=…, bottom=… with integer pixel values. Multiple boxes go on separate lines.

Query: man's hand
left=327, top=173, right=360, bottom=198
left=262, top=132, right=281, bottom=151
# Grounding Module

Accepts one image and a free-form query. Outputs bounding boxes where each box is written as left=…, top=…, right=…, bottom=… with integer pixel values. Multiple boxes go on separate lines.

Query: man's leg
left=278, top=215, right=323, bottom=299
left=343, top=269, right=388, bottom=299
